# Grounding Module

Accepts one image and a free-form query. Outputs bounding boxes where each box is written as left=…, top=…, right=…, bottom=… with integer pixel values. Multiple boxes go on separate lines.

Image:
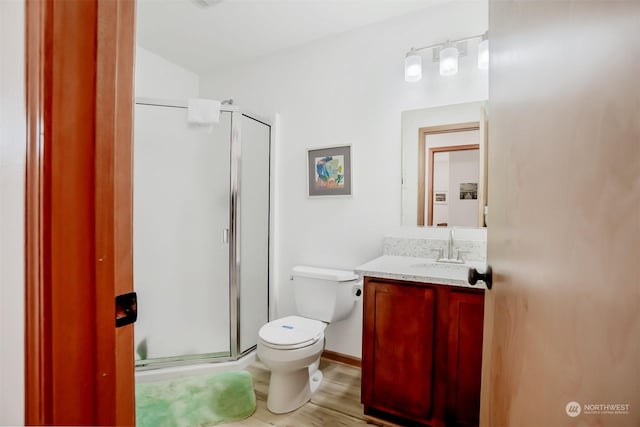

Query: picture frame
left=434, top=191, right=448, bottom=204
left=459, top=182, right=478, bottom=200
left=307, top=145, right=352, bottom=197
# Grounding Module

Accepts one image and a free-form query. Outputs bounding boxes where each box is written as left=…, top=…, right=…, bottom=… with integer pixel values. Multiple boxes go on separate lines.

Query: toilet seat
left=258, top=316, right=325, bottom=350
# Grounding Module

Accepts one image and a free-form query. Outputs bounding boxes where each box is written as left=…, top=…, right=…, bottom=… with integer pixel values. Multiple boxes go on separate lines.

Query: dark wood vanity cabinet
left=362, top=277, right=485, bottom=427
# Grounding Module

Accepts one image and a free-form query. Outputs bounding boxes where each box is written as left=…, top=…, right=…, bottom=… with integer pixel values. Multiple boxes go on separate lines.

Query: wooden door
left=362, top=279, right=436, bottom=422
left=25, top=0, right=136, bottom=425
left=481, top=1, right=640, bottom=426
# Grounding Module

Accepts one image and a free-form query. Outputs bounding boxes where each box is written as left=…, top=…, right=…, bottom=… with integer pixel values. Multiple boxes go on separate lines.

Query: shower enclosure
left=133, top=98, right=270, bottom=368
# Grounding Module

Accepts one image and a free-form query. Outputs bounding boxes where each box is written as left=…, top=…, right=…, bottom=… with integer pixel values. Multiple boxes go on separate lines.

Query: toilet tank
left=292, top=266, right=360, bottom=323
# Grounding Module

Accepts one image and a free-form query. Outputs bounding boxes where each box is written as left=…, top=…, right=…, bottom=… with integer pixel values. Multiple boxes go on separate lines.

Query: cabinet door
left=446, top=291, right=485, bottom=426
left=362, top=279, right=436, bottom=421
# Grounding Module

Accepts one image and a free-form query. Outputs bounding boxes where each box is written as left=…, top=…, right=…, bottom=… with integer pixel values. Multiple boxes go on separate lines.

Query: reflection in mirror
left=428, top=142, right=479, bottom=227
left=401, top=101, right=488, bottom=227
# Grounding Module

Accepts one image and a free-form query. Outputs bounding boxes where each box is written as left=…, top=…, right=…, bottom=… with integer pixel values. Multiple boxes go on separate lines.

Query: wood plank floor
left=218, top=359, right=394, bottom=427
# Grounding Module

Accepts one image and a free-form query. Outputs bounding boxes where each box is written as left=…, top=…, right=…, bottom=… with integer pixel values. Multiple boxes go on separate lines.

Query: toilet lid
left=258, top=316, right=325, bottom=350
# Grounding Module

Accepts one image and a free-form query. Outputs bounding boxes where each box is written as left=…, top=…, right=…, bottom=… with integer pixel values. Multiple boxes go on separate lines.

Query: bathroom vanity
left=356, top=254, right=486, bottom=427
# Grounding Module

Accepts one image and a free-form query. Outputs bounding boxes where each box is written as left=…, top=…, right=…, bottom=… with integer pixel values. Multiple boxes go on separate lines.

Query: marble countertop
left=354, top=255, right=488, bottom=290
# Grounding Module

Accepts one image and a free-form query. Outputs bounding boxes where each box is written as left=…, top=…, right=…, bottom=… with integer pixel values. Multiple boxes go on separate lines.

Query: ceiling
left=136, top=0, right=440, bottom=75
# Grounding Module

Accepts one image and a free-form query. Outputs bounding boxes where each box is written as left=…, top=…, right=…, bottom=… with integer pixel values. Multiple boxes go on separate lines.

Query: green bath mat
left=136, top=371, right=256, bottom=427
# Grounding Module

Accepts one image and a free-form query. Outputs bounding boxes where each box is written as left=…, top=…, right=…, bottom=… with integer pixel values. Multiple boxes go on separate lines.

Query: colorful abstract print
left=314, top=155, right=344, bottom=189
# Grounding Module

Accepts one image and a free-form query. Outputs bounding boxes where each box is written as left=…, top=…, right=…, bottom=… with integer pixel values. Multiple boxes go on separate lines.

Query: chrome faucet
left=434, top=228, right=465, bottom=264
left=447, top=229, right=455, bottom=260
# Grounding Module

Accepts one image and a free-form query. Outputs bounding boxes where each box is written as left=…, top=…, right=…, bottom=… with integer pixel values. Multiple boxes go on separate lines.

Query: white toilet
left=257, top=265, right=361, bottom=414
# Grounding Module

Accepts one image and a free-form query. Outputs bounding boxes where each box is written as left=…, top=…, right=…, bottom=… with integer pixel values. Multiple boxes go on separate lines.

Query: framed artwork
left=307, top=145, right=352, bottom=197
left=434, top=191, right=448, bottom=204
left=460, top=183, right=478, bottom=200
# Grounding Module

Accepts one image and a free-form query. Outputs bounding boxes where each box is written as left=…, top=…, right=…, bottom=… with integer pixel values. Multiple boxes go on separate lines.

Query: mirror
left=401, top=101, right=488, bottom=227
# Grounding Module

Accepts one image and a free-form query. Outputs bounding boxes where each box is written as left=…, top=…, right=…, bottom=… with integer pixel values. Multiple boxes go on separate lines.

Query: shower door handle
left=222, top=228, right=229, bottom=244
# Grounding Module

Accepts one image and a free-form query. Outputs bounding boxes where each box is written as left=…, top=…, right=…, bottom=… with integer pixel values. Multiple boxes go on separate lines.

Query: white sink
left=409, top=261, right=469, bottom=280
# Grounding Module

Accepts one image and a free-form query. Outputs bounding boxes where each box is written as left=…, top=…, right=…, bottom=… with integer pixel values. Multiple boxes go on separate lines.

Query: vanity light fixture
left=439, top=42, right=459, bottom=76
left=477, top=33, right=489, bottom=70
left=403, top=31, right=489, bottom=82
left=404, top=48, right=422, bottom=82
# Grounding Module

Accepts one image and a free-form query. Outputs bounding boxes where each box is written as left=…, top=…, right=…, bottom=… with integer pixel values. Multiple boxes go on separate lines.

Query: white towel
left=187, top=98, right=221, bottom=125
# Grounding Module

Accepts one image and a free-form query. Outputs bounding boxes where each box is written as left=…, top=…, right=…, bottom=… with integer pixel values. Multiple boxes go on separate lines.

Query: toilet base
left=309, top=369, right=323, bottom=394
left=257, top=325, right=327, bottom=414
left=267, top=367, right=322, bottom=414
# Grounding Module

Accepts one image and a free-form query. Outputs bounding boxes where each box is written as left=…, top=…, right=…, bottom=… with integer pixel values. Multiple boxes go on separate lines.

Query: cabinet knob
left=468, top=266, right=492, bottom=290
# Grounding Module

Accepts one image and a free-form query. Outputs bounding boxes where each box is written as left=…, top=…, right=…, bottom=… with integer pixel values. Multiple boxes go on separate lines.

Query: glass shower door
left=238, top=114, right=271, bottom=354
left=133, top=104, right=232, bottom=364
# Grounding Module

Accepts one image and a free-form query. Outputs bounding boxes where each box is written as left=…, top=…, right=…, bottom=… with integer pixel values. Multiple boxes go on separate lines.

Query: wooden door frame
left=417, top=122, right=480, bottom=226
left=25, top=0, right=136, bottom=425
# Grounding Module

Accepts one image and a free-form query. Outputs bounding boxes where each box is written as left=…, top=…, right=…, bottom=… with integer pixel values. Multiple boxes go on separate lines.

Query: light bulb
left=439, top=45, right=459, bottom=76
left=478, top=39, right=489, bottom=70
left=404, top=50, right=422, bottom=82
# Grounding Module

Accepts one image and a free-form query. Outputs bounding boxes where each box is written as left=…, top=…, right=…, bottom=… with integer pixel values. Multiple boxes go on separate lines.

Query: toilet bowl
left=257, top=316, right=326, bottom=413
left=257, top=266, right=361, bottom=414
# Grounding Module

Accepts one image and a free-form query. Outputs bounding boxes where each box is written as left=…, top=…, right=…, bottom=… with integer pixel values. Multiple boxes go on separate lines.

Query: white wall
left=135, top=45, right=199, bottom=99
left=0, top=0, right=25, bottom=424
left=201, top=2, right=488, bottom=357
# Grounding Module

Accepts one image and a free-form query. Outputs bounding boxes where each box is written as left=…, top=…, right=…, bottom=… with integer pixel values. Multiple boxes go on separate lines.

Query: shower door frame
left=134, top=98, right=271, bottom=369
